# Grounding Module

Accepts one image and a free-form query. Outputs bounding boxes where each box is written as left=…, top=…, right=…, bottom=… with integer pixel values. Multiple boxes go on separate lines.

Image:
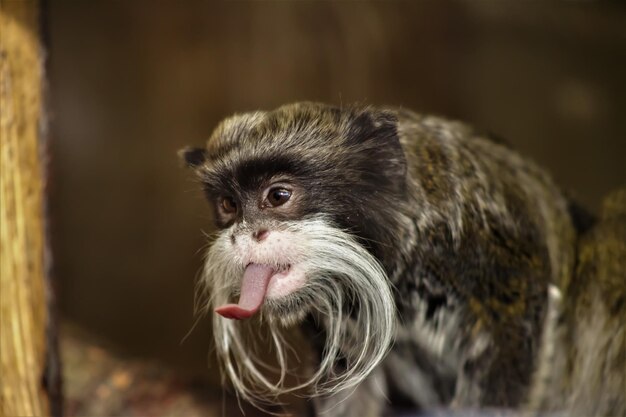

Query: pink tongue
left=214, top=264, right=274, bottom=320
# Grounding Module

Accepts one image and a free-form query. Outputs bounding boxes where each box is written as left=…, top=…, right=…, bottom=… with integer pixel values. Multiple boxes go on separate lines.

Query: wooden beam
left=1, top=1, right=52, bottom=415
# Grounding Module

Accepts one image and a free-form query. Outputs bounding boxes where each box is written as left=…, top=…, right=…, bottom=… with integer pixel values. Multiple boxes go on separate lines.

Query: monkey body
left=182, top=103, right=624, bottom=416
left=388, top=110, right=576, bottom=409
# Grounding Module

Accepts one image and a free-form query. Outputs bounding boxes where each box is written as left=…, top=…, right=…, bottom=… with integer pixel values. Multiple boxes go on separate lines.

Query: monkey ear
left=178, top=147, right=208, bottom=168
left=347, top=108, right=407, bottom=190
left=346, top=109, right=401, bottom=149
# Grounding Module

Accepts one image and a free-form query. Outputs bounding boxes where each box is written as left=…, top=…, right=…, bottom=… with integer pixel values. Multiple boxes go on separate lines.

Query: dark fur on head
left=182, top=102, right=622, bottom=416
left=188, top=103, right=408, bottom=265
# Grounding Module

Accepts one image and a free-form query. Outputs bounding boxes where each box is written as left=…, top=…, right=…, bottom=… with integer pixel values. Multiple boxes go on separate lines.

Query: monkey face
left=203, top=176, right=321, bottom=323
left=183, top=103, right=407, bottom=322
left=181, top=103, right=405, bottom=402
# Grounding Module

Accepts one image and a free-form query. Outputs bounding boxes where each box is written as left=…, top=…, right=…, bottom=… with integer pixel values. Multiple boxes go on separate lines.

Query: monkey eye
left=266, top=188, right=292, bottom=207
left=220, top=196, right=237, bottom=214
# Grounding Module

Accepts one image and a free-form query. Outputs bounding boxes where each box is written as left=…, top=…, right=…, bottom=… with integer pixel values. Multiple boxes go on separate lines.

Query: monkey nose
left=252, top=228, right=269, bottom=242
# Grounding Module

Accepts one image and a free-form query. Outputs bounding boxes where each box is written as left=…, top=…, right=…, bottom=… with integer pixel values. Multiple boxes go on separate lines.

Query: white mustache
left=198, top=216, right=397, bottom=407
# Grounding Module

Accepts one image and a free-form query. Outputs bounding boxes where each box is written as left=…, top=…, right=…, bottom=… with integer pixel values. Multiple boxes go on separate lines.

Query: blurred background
left=45, top=1, right=625, bottom=415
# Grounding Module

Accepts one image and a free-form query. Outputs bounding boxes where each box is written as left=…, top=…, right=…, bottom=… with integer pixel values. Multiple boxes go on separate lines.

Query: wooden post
left=1, top=1, right=56, bottom=416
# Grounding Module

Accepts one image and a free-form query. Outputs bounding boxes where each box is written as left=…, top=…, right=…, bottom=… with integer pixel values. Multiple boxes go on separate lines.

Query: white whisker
left=198, top=216, right=396, bottom=407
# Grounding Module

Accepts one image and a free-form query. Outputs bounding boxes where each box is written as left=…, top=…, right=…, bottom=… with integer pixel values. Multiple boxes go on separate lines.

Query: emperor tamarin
left=181, top=102, right=625, bottom=416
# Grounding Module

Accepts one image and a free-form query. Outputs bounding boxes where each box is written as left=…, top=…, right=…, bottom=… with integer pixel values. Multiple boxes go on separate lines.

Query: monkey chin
left=263, top=290, right=313, bottom=327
